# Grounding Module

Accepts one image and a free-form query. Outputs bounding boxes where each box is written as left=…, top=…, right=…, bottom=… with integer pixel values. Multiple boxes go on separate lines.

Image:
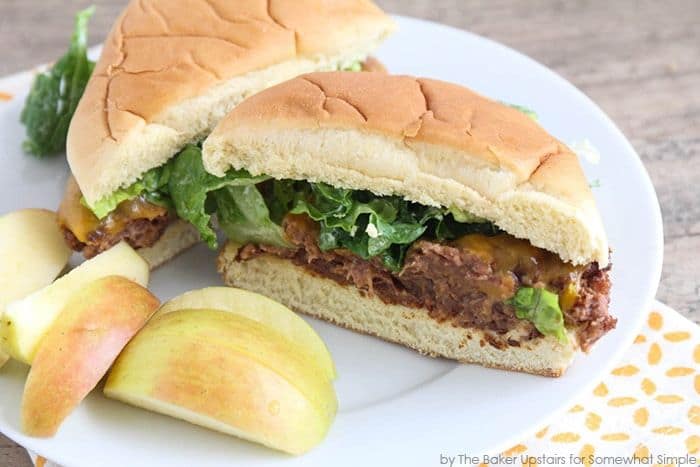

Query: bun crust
left=203, top=72, right=608, bottom=266
left=67, top=0, right=395, bottom=204
left=218, top=242, right=578, bottom=377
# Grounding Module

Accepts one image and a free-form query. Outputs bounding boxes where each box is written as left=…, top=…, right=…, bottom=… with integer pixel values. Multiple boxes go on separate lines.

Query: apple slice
left=0, top=208, right=72, bottom=309
left=157, top=287, right=336, bottom=380
left=1, top=242, right=149, bottom=363
left=105, top=309, right=337, bottom=454
left=21, top=276, right=159, bottom=437
left=0, top=209, right=72, bottom=368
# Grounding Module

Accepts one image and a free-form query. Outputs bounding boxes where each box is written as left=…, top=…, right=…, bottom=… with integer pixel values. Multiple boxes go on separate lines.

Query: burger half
left=202, top=72, right=615, bottom=376
left=59, top=0, right=395, bottom=267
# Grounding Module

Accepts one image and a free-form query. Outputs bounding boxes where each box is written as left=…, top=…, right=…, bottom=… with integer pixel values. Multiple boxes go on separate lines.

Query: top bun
left=67, top=0, right=395, bottom=204
left=203, top=72, right=609, bottom=266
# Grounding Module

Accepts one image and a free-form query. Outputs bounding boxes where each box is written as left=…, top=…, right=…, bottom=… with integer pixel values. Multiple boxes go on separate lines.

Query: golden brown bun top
left=204, top=72, right=608, bottom=265
left=67, top=0, right=394, bottom=204
left=211, top=72, right=593, bottom=205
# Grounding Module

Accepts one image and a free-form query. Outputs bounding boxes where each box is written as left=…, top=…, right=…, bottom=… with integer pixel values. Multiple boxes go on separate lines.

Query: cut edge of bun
left=137, top=220, right=200, bottom=269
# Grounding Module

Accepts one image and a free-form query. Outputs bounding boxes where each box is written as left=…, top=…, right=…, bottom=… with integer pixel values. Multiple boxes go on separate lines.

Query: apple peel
left=21, top=275, right=160, bottom=437
left=105, top=308, right=337, bottom=454
left=157, top=287, right=336, bottom=380
left=1, top=241, right=149, bottom=363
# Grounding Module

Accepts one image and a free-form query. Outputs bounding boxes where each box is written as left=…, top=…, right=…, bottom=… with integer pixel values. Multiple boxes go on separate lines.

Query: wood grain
left=0, top=1, right=698, bottom=465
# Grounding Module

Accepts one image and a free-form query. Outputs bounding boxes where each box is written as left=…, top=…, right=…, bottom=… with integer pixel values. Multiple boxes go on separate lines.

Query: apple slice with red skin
left=21, top=275, right=160, bottom=437
left=104, top=308, right=338, bottom=454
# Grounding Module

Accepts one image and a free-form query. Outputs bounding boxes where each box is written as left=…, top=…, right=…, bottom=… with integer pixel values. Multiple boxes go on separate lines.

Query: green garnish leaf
left=20, top=6, right=95, bottom=157
left=507, top=287, right=568, bottom=344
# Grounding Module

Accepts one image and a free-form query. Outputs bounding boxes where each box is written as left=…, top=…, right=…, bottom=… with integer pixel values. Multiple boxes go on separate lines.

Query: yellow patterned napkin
left=28, top=301, right=699, bottom=467
left=484, top=300, right=699, bottom=467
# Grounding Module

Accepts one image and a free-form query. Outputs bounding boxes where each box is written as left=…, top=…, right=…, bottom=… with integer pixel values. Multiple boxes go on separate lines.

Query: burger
left=58, top=0, right=395, bottom=267
left=202, top=71, right=615, bottom=376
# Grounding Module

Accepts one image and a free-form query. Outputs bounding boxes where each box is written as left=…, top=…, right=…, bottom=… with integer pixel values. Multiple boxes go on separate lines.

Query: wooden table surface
left=1, top=0, right=698, bottom=465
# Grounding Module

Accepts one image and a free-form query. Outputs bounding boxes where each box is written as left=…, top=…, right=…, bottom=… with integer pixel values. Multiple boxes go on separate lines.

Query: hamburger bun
left=68, top=1, right=395, bottom=205
left=137, top=219, right=200, bottom=269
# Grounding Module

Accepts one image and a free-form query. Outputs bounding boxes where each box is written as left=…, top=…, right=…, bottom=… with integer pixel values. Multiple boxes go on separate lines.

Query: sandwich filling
left=59, top=177, right=171, bottom=257
left=59, top=143, right=614, bottom=350
left=237, top=216, right=612, bottom=351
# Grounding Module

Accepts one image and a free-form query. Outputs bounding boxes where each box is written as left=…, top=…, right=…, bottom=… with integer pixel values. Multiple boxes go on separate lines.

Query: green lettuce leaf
left=87, top=181, right=146, bottom=219
left=167, top=145, right=269, bottom=248
left=286, top=182, right=497, bottom=271
left=507, top=287, right=568, bottom=343
left=21, top=7, right=95, bottom=157
left=85, top=163, right=171, bottom=218
left=81, top=148, right=500, bottom=271
left=83, top=145, right=273, bottom=248
left=215, top=186, right=288, bottom=248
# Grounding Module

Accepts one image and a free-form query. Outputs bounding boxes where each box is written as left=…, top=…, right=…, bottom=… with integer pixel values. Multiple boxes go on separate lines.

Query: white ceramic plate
left=0, top=16, right=663, bottom=467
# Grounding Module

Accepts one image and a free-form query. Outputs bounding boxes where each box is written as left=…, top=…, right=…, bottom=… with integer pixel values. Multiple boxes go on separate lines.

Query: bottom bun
left=217, top=242, right=579, bottom=377
left=138, top=220, right=200, bottom=269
